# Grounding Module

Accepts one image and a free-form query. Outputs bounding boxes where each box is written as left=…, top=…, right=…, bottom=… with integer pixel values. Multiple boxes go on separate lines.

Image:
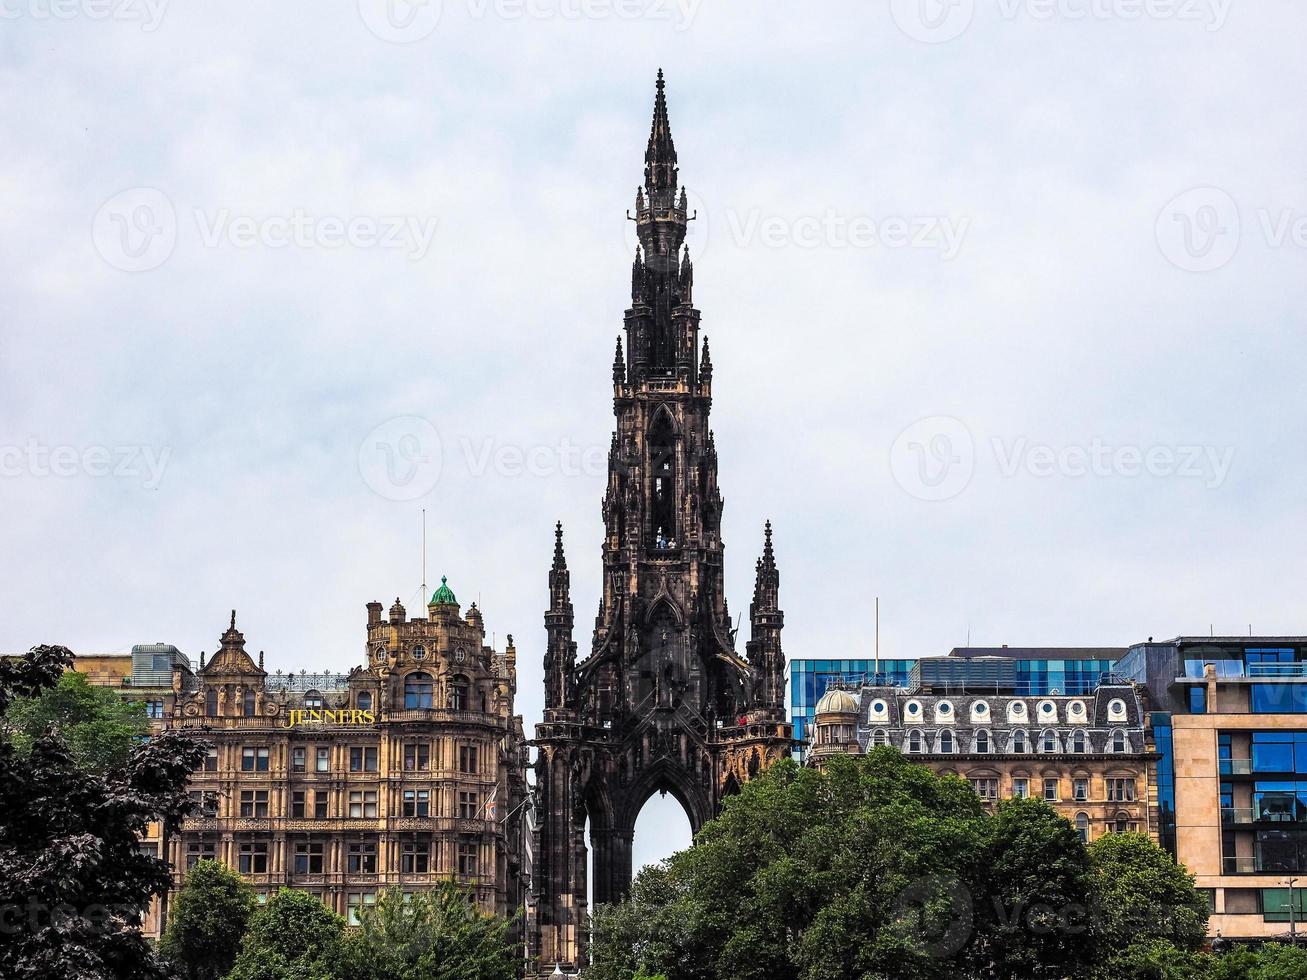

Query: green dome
left=430, top=576, right=458, bottom=606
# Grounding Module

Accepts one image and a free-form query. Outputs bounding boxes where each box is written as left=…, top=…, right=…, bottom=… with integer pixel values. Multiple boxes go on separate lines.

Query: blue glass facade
left=1153, top=712, right=1176, bottom=855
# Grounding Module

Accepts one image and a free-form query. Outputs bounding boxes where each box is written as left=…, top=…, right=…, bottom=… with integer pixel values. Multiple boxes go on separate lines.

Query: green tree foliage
left=225, top=887, right=347, bottom=980
left=338, top=881, right=519, bottom=980
left=5, top=669, right=149, bottom=772
left=589, top=750, right=1100, bottom=980
left=1210, top=943, right=1307, bottom=980
left=0, top=645, right=206, bottom=980
left=160, top=859, right=256, bottom=980
left=1086, top=831, right=1210, bottom=979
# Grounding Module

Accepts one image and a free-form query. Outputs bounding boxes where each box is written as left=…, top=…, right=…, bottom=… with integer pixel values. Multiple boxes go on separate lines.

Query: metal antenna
left=874, top=597, right=880, bottom=679
left=421, top=508, right=427, bottom=603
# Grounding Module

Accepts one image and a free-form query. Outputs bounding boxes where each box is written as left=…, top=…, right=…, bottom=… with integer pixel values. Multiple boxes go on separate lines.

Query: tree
left=338, top=881, right=519, bottom=980
left=589, top=750, right=1101, bottom=980
left=0, top=645, right=206, bottom=980
left=1087, top=832, right=1210, bottom=979
left=1210, top=943, right=1307, bottom=980
left=5, top=669, right=149, bottom=772
left=225, top=887, right=347, bottom=980
left=159, top=859, right=255, bottom=980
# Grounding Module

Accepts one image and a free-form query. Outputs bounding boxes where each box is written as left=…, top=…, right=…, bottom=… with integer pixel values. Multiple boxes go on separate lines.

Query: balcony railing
left=1222, top=807, right=1254, bottom=825
left=1248, top=663, right=1307, bottom=678
left=1222, top=856, right=1258, bottom=874
left=1219, top=759, right=1253, bottom=776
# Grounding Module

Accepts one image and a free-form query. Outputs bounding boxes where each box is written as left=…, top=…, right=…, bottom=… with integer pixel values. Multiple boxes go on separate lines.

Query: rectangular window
left=1187, top=686, right=1208, bottom=714
left=1073, top=778, right=1089, bottom=802
left=348, top=790, right=379, bottom=818
left=459, top=791, right=479, bottom=819
left=404, top=743, right=430, bottom=771
left=293, top=841, right=324, bottom=874
left=241, top=747, right=270, bottom=772
left=350, top=747, right=379, bottom=772
left=291, top=747, right=306, bottom=773
left=1043, top=778, right=1059, bottom=802
left=969, top=778, right=997, bottom=801
left=238, top=842, right=268, bottom=874
left=185, top=841, right=215, bottom=870
left=291, top=790, right=307, bottom=819
left=239, top=790, right=269, bottom=818
left=1108, top=778, right=1137, bottom=802
left=204, top=747, right=218, bottom=772
left=316, top=747, right=331, bottom=772
left=457, top=840, right=478, bottom=877
left=459, top=745, right=478, bottom=775
left=401, top=840, right=430, bottom=874
left=347, top=892, right=376, bottom=927
left=347, top=842, right=377, bottom=874
left=145, top=699, right=165, bottom=719
left=314, top=790, right=329, bottom=819
left=1012, top=777, right=1028, bottom=799
left=403, top=789, right=431, bottom=818
left=1262, top=887, right=1307, bottom=922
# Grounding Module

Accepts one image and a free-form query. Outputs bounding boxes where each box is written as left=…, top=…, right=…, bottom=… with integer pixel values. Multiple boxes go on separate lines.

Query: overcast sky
left=3, top=0, right=1306, bottom=872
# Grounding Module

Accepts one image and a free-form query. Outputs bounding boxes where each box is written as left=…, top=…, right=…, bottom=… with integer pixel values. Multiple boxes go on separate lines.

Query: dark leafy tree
left=0, top=644, right=206, bottom=980
left=1210, top=943, right=1307, bottom=980
left=159, top=858, right=255, bottom=980
left=5, top=669, right=149, bottom=772
left=225, top=886, right=347, bottom=980
left=1087, top=832, right=1210, bottom=979
left=589, top=750, right=1100, bottom=980
left=338, top=881, right=519, bottom=980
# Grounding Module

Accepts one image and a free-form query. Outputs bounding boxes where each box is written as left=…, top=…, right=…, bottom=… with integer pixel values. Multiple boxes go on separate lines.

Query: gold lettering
left=362, top=710, right=376, bottom=725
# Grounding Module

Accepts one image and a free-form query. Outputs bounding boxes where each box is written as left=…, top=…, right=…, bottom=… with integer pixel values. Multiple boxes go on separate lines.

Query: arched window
left=1075, top=812, right=1090, bottom=843
left=1112, top=730, right=1128, bottom=753
left=242, top=690, right=257, bottom=717
left=1072, top=730, right=1087, bottom=753
left=975, top=730, right=990, bottom=754
left=872, top=729, right=889, bottom=748
left=304, top=690, right=324, bottom=710
left=356, top=691, right=373, bottom=713
left=205, top=689, right=218, bottom=717
left=939, top=730, right=954, bottom=754
left=648, top=411, right=677, bottom=549
left=908, top=730, right=923, bottom=753
left=449, top=675, right=469, bottom=712
left=1011, top=729, right=1028, bottom=753
left=1114, top=811, right=1130, bottom=833
left=1041, top=730, right=1058, bottom=753
left=405, top=672, right=434, bottom=710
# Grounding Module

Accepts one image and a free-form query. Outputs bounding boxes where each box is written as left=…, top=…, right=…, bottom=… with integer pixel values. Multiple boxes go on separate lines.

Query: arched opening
left=405, top=672, right=434, bottom=709
left=631, top=790, right=693, bottom=879
left=648, top=410, right=677, bottom=550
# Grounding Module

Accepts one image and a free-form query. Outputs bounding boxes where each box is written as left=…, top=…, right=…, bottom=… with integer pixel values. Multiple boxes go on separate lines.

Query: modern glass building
left=788, top=647, right=1123, bottom=757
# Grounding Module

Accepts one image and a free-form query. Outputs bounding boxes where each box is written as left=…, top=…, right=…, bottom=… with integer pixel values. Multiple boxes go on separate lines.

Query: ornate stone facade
left=809, top=678, right=1156, bottom=843
left=530, top=72, right=793, bottom=972
left=165, top=586, right=528, bottom=927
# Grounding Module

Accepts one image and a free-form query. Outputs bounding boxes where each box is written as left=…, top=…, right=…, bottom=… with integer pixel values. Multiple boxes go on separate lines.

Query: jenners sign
left=281, top=709, right=377, bottom=729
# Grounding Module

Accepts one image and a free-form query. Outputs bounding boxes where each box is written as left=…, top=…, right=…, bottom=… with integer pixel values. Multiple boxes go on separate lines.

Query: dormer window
left=405, top=672, right=434, bottom=710
left=242, top=690, right=257, bottom=717
left=357, top=691, right=373, bottom=713
left=304, top=691, right=324, bottom=710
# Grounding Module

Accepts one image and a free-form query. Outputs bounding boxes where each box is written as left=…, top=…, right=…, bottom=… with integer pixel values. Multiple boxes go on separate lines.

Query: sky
left=3, top=0, right=1307, bottom=874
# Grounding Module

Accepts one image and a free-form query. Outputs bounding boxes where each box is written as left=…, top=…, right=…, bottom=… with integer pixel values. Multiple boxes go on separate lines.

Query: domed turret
left=810, top=687, right=861, bottom=766
left=816, top=688, right=859, bottom=716
left=429, top=576, right=458, bottom=608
